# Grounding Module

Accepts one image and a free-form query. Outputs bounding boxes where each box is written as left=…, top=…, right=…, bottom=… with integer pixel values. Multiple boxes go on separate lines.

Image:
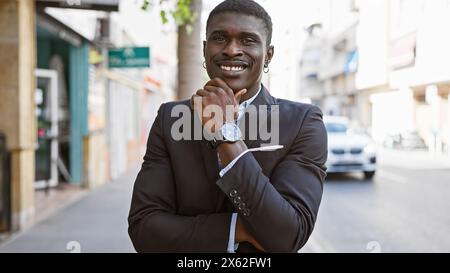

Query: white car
left=324, top=116, right=377, bottom=179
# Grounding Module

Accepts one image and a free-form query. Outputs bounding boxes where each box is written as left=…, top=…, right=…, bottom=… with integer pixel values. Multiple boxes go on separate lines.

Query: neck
left=240, top=82, right=261, bottom=103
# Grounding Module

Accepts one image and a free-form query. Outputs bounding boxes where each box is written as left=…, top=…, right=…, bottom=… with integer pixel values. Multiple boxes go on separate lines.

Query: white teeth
left=220, top=65, right=244, bottom=71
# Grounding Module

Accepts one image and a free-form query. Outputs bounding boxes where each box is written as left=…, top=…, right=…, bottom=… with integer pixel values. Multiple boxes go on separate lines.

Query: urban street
left=1, top=0, right=450, bottom=255
left=304, top=166, right=450, bottom=253
left=1, top=150, right=449, bottom=253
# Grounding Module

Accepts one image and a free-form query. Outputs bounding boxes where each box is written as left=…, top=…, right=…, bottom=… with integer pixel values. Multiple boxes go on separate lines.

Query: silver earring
left=263, top=62, right=269, bottom=73
left=202, top=61, right=207, bottom=69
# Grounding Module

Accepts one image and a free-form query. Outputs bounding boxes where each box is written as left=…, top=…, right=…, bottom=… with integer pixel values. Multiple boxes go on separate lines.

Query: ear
left=203, top=41, right=206, bottom=58
left=265, top=45, right=274, bottom=65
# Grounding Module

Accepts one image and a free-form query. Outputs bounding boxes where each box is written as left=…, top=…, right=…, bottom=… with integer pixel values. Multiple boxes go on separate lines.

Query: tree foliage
left=142, top=0, right=198, bottom=33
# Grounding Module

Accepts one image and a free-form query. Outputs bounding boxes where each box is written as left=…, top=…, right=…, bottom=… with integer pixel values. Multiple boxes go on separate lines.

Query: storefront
left=0, top=0, right=119, bottom=233
left=36, top=9, right=92, bottom=186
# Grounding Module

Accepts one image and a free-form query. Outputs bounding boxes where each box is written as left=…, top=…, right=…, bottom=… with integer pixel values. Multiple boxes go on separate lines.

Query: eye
left=211, top=35, right=226, bottom=42
left=241, top=37, right=256, bottom=45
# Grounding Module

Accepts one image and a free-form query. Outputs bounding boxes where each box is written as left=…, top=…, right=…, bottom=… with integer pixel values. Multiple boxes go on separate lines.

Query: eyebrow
left=208, top=30, right=262, bottom=40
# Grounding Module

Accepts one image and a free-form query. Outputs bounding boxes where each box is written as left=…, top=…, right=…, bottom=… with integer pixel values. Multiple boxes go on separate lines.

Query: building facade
left=299, top=0, right=450, bottom=153
left=0, top=0, right=176, bottom=234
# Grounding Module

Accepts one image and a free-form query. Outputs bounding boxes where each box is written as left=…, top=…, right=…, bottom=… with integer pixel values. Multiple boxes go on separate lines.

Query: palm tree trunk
left=177, top=0, right=203, bottom=100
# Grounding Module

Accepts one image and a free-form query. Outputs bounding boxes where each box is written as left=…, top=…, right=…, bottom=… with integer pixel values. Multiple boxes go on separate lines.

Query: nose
left=222, top=39, right=243, bottom=58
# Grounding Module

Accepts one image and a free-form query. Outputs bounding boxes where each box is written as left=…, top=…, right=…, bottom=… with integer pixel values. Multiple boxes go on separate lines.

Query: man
left=128, top=0, right=327, bottom=253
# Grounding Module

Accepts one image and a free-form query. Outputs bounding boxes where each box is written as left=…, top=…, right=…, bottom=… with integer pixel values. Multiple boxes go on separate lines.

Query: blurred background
left=0, top=0, right=449, bottom=253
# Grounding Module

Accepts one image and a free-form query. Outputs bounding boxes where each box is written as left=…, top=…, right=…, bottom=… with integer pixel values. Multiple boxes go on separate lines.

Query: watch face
left=220, top=123, right=241, bottom=142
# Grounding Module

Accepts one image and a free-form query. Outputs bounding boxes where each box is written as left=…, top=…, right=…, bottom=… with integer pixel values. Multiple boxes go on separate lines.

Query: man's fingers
left=196, top=89, right=209, bottom=97
left=190, top=94, right=196, bottom=107
left=203, top=86, right=218, bottom=93
left=204, top=85, right=228, bottom=97
left=235, top=88, right=247, bottom=97
left=204, top=77, right=233, bottom=94
left=252, top=240, right=266, bottom=252
left=191, top=94, right=200, bottom=109
left=234, top=88, right=247, bottom=102
left=191, top=89, right=209, bottom=110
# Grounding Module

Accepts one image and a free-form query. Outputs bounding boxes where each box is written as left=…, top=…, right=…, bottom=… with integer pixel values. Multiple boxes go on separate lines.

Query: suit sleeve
left=128, top=103, right=232, bottom=252
left=216, top=105, right=328, bottom=252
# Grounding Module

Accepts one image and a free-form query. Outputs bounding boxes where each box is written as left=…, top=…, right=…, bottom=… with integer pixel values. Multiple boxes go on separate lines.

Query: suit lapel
left=240, top=85, right=278, bottom=149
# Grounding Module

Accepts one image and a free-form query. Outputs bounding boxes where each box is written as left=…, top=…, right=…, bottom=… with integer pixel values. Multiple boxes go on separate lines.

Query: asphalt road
left=301, top=165, right=450, bottom=253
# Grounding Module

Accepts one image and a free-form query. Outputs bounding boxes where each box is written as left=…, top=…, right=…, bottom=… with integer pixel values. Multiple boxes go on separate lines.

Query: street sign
left=108, top=47, right=150, bottom=68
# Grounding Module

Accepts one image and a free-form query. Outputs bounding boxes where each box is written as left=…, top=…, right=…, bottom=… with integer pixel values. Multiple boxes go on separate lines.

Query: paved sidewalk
left=0, top=167, right=139, bottom=253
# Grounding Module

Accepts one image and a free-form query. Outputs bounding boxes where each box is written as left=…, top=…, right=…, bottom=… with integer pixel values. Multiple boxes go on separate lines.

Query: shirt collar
left=237, top=84, right=262, bottom=122
left=240, top=84, right=262, bottom=109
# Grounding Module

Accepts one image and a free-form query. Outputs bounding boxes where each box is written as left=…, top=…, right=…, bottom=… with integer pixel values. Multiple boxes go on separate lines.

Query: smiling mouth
left=220, top=65, right=246, bottom=72
left=214, top=60, right=249, bottom=77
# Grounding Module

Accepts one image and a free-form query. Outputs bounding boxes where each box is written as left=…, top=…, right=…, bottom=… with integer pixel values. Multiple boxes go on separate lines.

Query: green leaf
left=141, top=0, right=149, bottom=10
left=142, top=0, right=197, bottom=27
left=160, top=10, right=168, bottom=24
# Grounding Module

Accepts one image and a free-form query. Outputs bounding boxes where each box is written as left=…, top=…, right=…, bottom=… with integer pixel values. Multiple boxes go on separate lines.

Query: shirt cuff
left=227, top=213, right=239, bottom=253
left=219, top=150, right=250, bottom=177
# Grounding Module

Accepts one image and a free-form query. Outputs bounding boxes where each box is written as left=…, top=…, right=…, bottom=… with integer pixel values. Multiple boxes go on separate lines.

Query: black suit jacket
left=128, top=86, right=328, bottom=253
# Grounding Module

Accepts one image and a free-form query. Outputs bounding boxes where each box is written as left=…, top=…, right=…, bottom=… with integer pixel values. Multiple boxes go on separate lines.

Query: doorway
left=35, top=69, right=59, bottom=189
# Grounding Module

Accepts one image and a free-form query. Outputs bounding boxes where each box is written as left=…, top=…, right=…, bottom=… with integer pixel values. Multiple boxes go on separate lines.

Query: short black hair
left=206, top=0, right=273, bottom=46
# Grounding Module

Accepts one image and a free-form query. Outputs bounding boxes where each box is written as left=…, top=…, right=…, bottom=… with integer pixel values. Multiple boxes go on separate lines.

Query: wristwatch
left=208, top=122, right=242, bottom=150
